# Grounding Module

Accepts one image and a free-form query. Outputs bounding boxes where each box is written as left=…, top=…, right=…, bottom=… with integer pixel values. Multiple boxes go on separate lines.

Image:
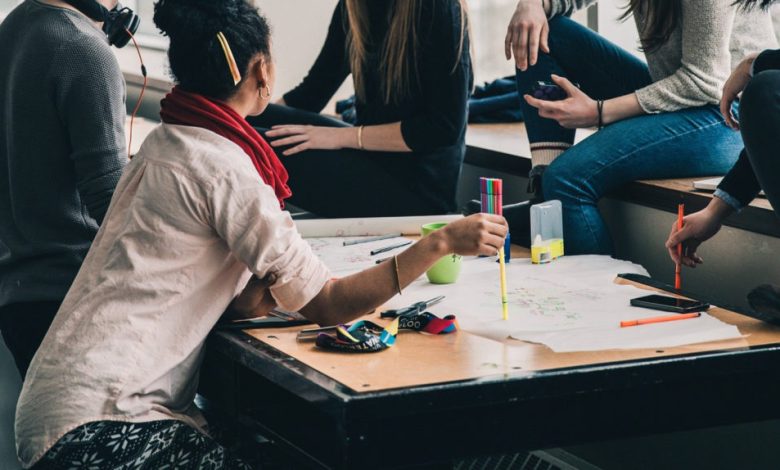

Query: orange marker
left=620, top=312, right=700, bottom=328
left=675, top=203, right=684, bottom=290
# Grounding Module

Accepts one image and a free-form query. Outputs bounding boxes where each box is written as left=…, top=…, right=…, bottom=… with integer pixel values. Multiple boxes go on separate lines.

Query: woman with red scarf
left=13, top=1, right=506, bottom=468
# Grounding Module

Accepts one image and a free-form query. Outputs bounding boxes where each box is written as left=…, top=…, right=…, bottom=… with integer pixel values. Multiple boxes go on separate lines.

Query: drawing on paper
left=305, top=236, right=409, bottom=275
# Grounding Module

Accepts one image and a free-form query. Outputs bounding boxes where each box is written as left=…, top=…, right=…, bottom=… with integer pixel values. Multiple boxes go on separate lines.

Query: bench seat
left=465, top=123, right=778, bottom=238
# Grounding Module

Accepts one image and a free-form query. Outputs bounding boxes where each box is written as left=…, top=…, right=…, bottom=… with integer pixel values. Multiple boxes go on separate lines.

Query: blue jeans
left=516, top=17, right=743, bottom=254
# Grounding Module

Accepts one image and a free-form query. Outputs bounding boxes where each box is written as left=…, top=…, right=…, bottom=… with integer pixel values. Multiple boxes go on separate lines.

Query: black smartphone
left=630, top=294, right=710, bottom=313
left=529, top=81, right=568, bottom=101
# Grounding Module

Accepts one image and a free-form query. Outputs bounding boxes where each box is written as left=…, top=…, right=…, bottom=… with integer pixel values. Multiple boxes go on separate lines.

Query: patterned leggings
left=33, top=420, right=254, bottom=469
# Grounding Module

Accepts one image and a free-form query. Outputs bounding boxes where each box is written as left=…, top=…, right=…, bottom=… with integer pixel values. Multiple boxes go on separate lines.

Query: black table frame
left=199, top=276, right=780, bottom=469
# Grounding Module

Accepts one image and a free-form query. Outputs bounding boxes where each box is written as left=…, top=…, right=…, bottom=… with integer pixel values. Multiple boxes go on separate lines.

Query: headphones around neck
left=61, top=0, right=140, bottom=48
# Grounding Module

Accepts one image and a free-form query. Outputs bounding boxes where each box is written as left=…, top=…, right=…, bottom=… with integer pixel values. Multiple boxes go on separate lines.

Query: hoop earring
left=260, top=84, right=272, bottom=100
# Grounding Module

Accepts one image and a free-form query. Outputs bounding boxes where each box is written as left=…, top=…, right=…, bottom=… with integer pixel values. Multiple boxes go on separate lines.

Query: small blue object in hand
left=530, top=81, right=571, bottom=101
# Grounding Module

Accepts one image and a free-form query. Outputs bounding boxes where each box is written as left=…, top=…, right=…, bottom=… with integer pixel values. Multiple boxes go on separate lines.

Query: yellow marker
left=499, top=247, right=508, bottom=320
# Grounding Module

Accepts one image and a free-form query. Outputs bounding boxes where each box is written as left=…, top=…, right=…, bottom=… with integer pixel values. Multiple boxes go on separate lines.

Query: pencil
left=499, top=246, right=508, bottom=320
left=370, top=240, right=412, bottom=256
left=675, top=203, right=684, bottom=290
left=495, top=179, right=507, bottom=319
left=620, top=312, right=700, bottom=328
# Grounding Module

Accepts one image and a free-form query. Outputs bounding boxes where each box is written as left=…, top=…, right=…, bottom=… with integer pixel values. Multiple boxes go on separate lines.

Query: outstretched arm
left=229, top=213, right=508, bottom=326
left=300, top=214, right=507, bottom=326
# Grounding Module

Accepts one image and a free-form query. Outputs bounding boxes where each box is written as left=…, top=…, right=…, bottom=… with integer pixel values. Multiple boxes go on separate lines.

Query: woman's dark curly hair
left=153, top=0, right=271, bottom=100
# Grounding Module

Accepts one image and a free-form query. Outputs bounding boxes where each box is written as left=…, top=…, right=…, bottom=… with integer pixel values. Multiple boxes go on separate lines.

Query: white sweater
left=549, top=0, right=778, bottom=113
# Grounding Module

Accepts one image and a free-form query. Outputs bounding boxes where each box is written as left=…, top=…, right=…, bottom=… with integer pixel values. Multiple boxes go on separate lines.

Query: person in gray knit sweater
left=0, top=0, right=127, bottom=378
left=502, top=0, right=777, bottom=254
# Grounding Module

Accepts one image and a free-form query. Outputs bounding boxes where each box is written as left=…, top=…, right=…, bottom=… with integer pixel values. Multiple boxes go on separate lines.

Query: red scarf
left=159, top=87, right=292, bottom=207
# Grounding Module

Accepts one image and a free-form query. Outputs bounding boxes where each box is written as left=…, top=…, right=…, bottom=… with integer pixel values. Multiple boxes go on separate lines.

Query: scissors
left=380, top=296, right=445, bottom=318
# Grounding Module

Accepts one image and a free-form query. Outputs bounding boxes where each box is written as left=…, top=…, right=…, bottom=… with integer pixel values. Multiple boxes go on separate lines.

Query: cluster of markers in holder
left=480, top=177, right=510, bottom=320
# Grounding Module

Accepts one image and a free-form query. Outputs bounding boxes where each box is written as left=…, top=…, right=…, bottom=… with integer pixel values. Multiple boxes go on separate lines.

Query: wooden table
left=199, top=247, right=780, bottom=469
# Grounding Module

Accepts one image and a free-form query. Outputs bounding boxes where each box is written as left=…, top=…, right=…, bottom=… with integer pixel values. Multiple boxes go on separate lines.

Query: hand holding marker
left=480, top=177, right=509, bottom=320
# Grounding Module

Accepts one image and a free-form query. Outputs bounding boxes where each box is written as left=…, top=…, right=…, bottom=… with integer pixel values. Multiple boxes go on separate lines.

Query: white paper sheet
left=296, top=215, right=462, bottom=237
left=302, top=232, right=743, bottom=351
left=376, top=255, right=743, bottom=351
left=515, top=315, right=743, bottom=352
left=306, top=236, right=413, bottom=275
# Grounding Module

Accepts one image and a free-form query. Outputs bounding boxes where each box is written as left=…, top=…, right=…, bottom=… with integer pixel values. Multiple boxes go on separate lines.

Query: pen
left=370, top=240, right=412, bottom=256
left=675, top=203, right=684, bottom=290
left=620, top=312, right=700, bottom=328
left=343, top=233, right=402, bottom=246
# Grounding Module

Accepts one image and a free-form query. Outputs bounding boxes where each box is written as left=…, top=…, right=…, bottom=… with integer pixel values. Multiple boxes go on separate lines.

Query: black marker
left=370, top=240, right=412, bottom=256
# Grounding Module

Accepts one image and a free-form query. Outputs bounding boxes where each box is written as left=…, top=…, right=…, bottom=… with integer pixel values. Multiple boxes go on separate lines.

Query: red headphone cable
left=126, top=27, right=147, bottom=159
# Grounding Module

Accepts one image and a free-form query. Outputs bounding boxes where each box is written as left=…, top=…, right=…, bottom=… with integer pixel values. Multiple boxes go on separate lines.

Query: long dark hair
left=153, top=0, right=271, bottom=100
left=345, top=0, right=469, bottom=105
left=620, top=0, right=681, bottom=53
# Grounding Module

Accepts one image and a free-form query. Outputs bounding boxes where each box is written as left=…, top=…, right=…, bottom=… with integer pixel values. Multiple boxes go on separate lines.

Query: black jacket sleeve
left=283, top=2, right=350, bottom=113
left=400, top=0, right=472, bottom=153
left=716, top=148, right=762, bottom=209
left=753, top=49, right=780, bottom=75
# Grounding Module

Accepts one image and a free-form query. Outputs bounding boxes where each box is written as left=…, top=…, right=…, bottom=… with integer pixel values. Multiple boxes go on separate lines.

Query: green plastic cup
left=421, top=222, right=462, bottom=284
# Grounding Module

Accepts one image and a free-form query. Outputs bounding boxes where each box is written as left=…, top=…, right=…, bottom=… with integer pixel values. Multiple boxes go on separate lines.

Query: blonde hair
left=345, top=0, right=470, bottom=105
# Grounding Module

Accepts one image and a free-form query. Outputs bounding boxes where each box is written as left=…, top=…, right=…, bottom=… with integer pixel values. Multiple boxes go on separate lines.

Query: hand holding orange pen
left=675, top=203, right=684, bottom=290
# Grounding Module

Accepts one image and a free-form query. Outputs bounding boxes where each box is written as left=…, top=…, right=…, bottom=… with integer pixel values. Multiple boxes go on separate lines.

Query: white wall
left=597, top=0, right=642, bottom=57
left=260, top=0, right=344, bottom=98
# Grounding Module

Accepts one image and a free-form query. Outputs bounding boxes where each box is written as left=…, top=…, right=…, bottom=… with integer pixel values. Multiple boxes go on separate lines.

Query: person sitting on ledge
left=666, top=0, right=780, bottom=321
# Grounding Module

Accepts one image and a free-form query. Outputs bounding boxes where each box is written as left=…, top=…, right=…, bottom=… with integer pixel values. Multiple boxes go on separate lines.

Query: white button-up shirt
left=15, top=124, right=331, bottom=467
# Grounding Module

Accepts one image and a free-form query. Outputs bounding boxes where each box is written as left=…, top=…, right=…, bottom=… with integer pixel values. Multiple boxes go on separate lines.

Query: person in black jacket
left=665, top=0, right=780, bottom=317
left=248, top=0, right=472, bottom=218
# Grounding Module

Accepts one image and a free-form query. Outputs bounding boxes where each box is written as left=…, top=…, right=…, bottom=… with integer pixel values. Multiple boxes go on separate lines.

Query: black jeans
left=740, top=70, right=780, bottom=214
left=0, top=301, right=60, bottom=378
left=248, top=105, right=451, bottom=218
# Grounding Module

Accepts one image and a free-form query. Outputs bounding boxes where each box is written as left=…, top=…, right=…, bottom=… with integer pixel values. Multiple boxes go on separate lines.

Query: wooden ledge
left=465, top=122, right=778, bottom=238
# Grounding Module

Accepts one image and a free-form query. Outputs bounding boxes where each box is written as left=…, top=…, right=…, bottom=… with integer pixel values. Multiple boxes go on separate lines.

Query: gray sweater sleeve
left=53, top=34, right=127, bottom=224
left=634, top=0, right=736, bottom=113
left=547, top=0, right=596, bottom=18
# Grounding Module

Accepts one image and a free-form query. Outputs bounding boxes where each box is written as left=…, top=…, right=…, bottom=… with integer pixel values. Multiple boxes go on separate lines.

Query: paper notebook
left=693, top=177, right=765, bottom=196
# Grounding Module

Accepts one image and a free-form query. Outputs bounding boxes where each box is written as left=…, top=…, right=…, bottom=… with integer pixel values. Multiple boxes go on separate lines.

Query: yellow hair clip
left=216, top=31, right=242, bottom=86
